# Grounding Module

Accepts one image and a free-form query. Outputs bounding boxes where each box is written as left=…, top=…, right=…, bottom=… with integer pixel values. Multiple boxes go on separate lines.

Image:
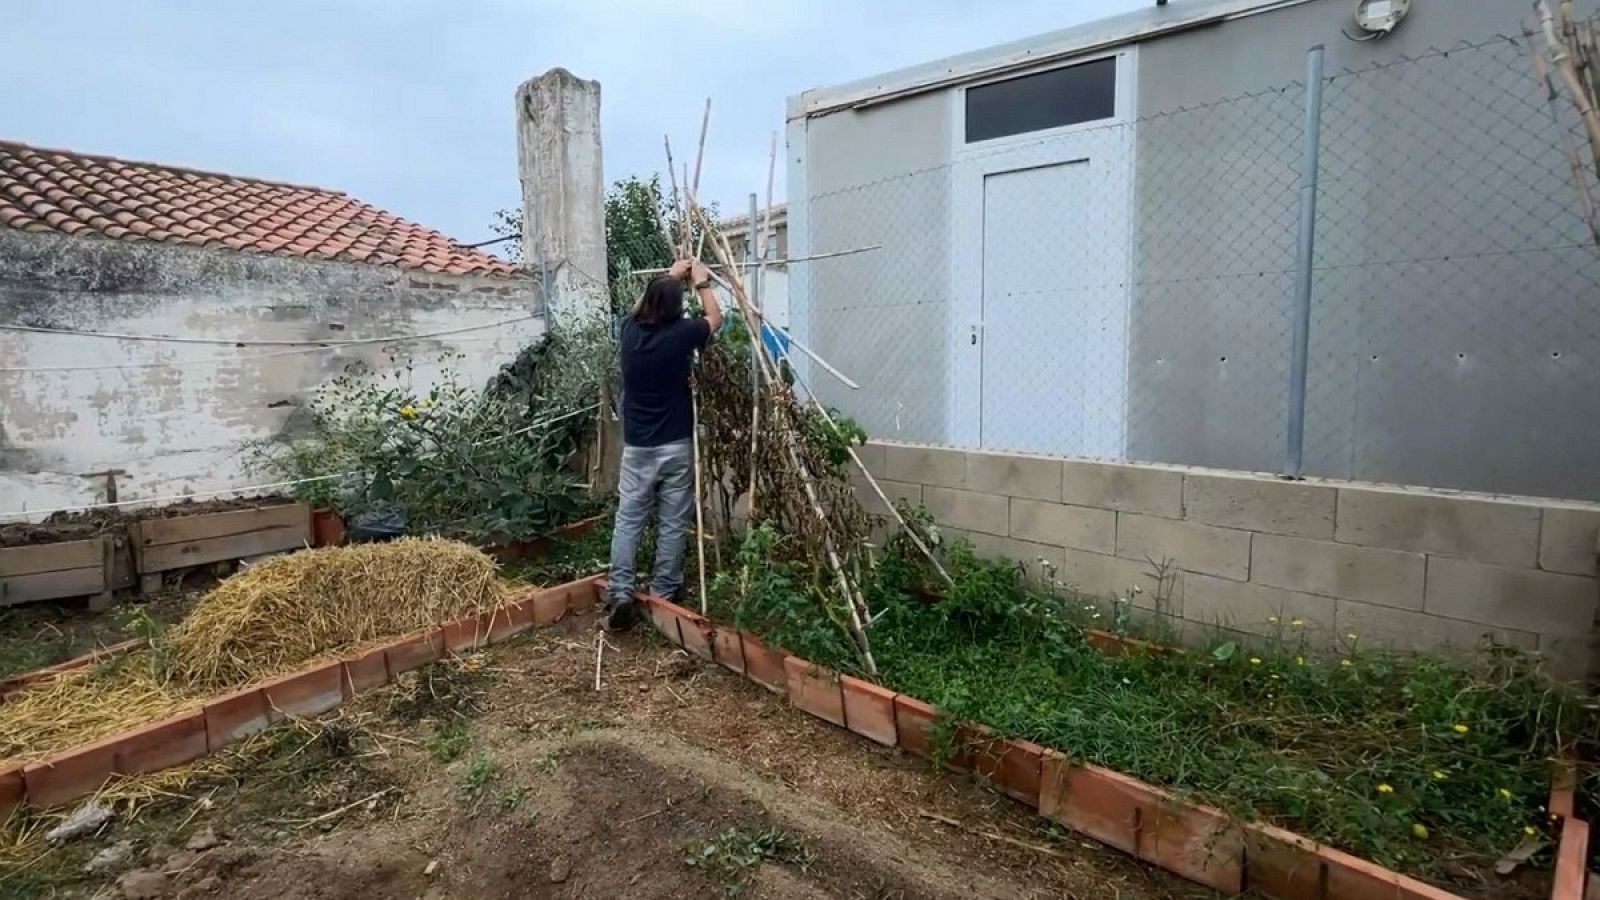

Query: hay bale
left=166, top=538, right=505, bottom=688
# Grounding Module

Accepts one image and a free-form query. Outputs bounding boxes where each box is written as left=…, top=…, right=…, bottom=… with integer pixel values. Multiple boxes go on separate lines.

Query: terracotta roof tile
left=0, top=139, right=520, bottom=278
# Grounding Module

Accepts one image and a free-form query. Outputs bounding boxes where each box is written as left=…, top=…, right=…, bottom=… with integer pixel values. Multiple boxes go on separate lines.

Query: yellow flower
left=1377, top=783, right=1395, bottom=795
left=1250, top=657, right=1262, bottom=666
left=1290, top=618, right=1305, bottom=628
left=1267, top=616, right=1280, bottom=624
left=399, top=404, right=418, bottom=419
left=1498, top=788, right=1513, bottom=800
left=1412, top=823, right=1429, bottom=839
left=1295, top=656, right=1306, bottom=666
left=1270, top=674, right=1280, bottom=681
left=421, top=397, right=434, bottom=408
left=1524, top=826, right=1538, bottom=836
left=1432, top=770, right=1448, bottom=781
left=1346, top=633, right=1359, bottom=641
left=1340, top=659, right=1353, bottom=667
left=1452, top=724, right=1470, bottom=735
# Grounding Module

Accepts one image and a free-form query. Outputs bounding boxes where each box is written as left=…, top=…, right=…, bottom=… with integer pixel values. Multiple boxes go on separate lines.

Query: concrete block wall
left=857, top=442, right=1600, bottom=680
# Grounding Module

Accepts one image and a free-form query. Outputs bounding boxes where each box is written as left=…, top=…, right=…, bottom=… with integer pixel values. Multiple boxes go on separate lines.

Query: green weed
left=429, top=721, right=471, bottom=763
left=460, top=751, right=499, bottom=804
left=683, top=827, right=812, bottom=897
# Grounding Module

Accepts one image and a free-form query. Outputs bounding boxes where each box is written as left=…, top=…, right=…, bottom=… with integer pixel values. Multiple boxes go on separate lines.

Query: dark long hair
left=632, top=275, right=685, bottom=324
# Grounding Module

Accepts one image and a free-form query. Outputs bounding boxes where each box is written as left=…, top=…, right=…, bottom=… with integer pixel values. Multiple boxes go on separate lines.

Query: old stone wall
left=0, top=229, right=543, bottom=518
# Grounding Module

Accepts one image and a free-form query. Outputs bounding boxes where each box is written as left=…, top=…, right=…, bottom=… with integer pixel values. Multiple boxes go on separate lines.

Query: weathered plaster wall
left=0, top=229, right=543, bottom=519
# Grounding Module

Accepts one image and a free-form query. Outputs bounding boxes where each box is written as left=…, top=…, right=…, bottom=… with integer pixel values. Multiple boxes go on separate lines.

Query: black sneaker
left=603, top=599, right=639, bottom=633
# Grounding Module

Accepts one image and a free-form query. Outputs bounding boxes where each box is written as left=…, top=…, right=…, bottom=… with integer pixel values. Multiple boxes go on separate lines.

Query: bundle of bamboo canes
left=652, top=103, right=951, bottom=675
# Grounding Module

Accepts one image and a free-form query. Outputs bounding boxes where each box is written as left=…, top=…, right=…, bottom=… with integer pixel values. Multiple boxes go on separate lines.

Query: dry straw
left=0, top=539, right=508, bottom=767
left=166, top=538, right=505, bottom=688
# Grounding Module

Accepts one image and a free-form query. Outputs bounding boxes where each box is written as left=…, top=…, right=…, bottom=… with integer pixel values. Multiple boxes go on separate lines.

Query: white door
left=979, top=157, right=1129, bottom=455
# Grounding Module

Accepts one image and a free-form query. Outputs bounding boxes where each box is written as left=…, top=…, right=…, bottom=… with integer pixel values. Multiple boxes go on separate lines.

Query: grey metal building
left=786, top=0, right=1600, bottom=501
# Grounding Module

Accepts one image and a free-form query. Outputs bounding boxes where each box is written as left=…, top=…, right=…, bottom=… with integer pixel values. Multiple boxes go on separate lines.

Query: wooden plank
left=138, top=526, right=309, bottom=574
left=0, top=567, right=107, bottom=607
left=135, top=504, right=308, bottom=548
left=0, top=539, right=104, bottom=577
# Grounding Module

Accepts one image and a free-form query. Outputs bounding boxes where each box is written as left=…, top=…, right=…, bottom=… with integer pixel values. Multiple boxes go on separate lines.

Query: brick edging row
left=640, top=595, right=1592, bottom=900
left=0, top=573, right=605, bottom=819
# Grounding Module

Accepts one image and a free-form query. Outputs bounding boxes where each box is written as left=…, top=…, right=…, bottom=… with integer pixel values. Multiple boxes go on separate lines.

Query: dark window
left=964, top=57, right=1117, bottom=143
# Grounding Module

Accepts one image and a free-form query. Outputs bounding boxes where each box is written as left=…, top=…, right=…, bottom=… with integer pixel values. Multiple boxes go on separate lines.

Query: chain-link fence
left=792, top=34, right=1600, bottom=502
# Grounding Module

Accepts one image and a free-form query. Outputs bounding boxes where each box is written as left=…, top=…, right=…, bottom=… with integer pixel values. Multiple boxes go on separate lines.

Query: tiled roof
left=0, top=140, right=519, bottom=278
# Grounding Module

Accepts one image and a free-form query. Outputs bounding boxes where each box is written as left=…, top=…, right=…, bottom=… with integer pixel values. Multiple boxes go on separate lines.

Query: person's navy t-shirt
left=619, top=315, right=712, bottom=447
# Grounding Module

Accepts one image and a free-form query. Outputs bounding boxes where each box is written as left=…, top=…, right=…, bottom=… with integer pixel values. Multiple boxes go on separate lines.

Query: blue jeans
left=606, top=440, right=695, bottom=607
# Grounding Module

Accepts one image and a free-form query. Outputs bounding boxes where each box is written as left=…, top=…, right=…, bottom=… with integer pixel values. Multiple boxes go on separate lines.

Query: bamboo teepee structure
left=652, top=104, right=951, bottom=675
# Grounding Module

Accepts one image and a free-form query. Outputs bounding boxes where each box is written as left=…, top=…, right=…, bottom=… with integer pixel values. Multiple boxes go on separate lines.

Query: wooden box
left=0, top=537, right=114, bottom=609
left=130, top=503, right=311, bottom=592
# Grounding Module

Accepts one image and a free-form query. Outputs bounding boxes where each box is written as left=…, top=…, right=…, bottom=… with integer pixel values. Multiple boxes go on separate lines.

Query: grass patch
left=460, top=751, right=499, bottom=805
left=712, top=523, right=1597, bottom=881
left=683, top=827, right=812, bottom=897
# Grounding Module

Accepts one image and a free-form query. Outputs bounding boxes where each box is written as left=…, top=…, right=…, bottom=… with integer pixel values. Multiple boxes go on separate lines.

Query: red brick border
left=637, top=595, right=1585, bottom=900
left=5, top=573, right=605, bottom=815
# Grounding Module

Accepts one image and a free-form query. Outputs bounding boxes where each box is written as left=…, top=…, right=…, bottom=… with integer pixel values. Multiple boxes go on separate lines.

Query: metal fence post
left=748, top=193, right=760, bottom=386
left=1285, top=44, right=1325, bottom=478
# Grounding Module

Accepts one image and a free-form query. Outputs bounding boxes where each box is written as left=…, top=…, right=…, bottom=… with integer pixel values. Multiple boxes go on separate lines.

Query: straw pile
left=0, top=661, right=197, bottom=763
left=166, top=538, right=506, bottom=688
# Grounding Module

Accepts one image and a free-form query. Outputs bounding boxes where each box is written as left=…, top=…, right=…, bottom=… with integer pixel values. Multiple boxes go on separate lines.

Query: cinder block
left=203, top=687, right=272, bottom=751
left=881, top=443, right=965, bottom=489
left=923, top=486, right=1008, bottom=537
left=854, top=441, right=887, bottom=475
left=1059, top=547, right=1184, bottom=615
left=1541, top=507, right=1600, bottom=576
left=23, top=736, right=121, bottom=810
left=1010, top=499, right=1115, bottom=554
left=1117, top=513, right=1250, bottom=581
left=1184, top=474, right=1334, bottom=539
left=965, top=450, right=1061, bottom=501
left=1250, top=534, right=1424, bottom=610
left=1335, top=488, right=1540, bottom=567
left=970, top=737, right=1045, bottom=808
left=1423, top=557, right=1597, bottom=636
left=1060, top=460, right=1182, bottom=518
left=856, top=477, right=922, bottom=518
left=1183, top=574, right=1334, bottom=641
left=1335, top=598, right=1538, bottom=655
left=0, top=765, right=21, bottom=821
left=1535, top=634, right=1596, bottom=684
left=341, top=646, right=390, bottom=696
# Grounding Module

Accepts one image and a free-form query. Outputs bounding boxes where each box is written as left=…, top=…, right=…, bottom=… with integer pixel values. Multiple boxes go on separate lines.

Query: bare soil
left=3, top=611, right=1215, bottom=900
left=0, top=585, right=205, bottom=682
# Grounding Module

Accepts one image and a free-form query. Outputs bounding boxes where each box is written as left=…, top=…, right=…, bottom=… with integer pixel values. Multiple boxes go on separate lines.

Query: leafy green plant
left=250, top=340, right=604, bottom=543
left=719, top=523, right=1598, bottom=882
left=429, top=721, right=470, bottom=763
left=460, top=751, right=499, bottom=804
left=683, top=827, right=812, bottom=897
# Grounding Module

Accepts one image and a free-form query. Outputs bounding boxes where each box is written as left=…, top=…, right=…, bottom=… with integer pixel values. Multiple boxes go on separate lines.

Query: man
left=604, top=257, right=723, bottom=631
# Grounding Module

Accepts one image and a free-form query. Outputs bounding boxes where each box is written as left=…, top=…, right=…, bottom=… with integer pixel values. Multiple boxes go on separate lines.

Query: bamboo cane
left=694, top=205, right=878, bottom=673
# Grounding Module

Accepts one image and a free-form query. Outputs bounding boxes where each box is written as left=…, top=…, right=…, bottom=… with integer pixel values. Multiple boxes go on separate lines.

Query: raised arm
left=691, top=259, right=723, bottom=335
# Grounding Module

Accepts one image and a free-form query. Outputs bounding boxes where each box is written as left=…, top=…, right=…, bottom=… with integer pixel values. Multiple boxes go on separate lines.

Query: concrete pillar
left=515, top=68, right=619, bottom=492
left=515, top=68, right=608, bottom=323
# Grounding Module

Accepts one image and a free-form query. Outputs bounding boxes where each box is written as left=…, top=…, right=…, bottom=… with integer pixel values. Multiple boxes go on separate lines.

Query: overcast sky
left=5, top=0, right=1147, bottom=251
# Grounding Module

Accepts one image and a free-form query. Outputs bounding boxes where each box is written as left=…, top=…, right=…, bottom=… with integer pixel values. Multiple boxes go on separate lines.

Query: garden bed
left=0, top=537, right=116, bottom=610
left=128, top=501, right=312, bottom=593
left=0, top=571, right=604, bottom=818
left=643, top=591, right=1593, bottom=900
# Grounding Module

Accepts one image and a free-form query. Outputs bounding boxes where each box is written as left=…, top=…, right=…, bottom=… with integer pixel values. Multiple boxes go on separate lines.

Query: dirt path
left=4, top=611, right=1214, bottom=900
